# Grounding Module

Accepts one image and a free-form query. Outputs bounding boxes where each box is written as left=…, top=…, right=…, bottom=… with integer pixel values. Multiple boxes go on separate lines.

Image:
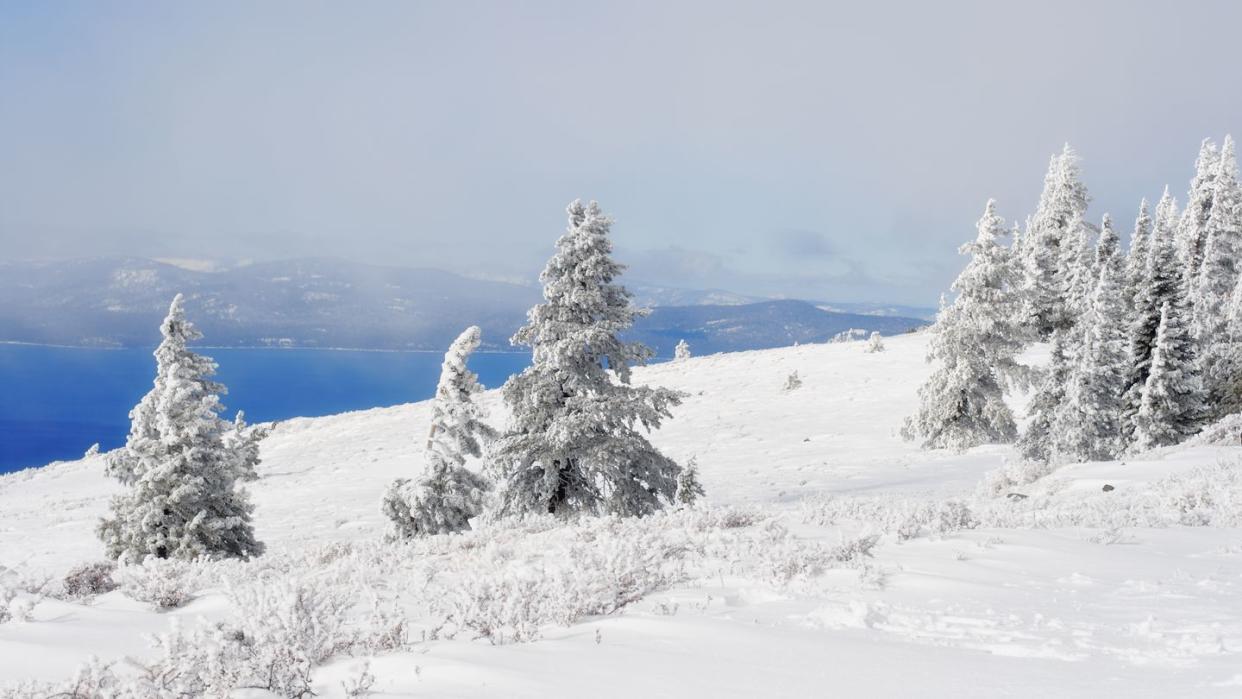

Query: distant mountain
left=813, top=301, right=937, bottom=322
left=0, top=258, right=927, bottom=354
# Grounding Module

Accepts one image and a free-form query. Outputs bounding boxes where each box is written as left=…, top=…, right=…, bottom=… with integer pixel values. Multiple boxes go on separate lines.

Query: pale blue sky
left=2, top=1, right=1240, bottom=304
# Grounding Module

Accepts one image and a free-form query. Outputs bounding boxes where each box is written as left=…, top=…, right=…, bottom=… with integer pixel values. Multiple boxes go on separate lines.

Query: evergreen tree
left=383, top=326, right=496, bottom=538
left=1052, top=215, right=1129, bottom=462
left=1122, top=189, right=1182, bottom=443
left=99, top=295, right=262, bottom=562
left=487, top=200, right=684, bottom=518
left=223, top=411, right=267, bottom=482
left=1177, top=138, right=1220, bottom=295
left=1127, top=198, right=1152, bottom=327
left=1022, top=145, right=1090, bottom=338
left=1134, top=301, right=1205, bottom=450
left=904, top=200, right=1022, bottom=450
left=865, top=331, right=885, bottom=353
left=1017, top=329, right=1072, bottom=464
left=674, top=339, right=691, bottom=361
left=1193, top=135, right=1242, bottom=417
left=1058, top=211, right=1096, bottom=324
left=674, top=456, right=705, bottom=506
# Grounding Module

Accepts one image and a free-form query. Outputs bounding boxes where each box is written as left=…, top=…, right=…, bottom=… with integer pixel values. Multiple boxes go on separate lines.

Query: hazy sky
left=3, top=1, right=1241, bottom=305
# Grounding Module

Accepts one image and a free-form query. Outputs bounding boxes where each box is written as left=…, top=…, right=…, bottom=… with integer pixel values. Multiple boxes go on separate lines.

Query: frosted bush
left=118, top=558, right=202, bottom=610
left=62, top=561, right=118, bottom=599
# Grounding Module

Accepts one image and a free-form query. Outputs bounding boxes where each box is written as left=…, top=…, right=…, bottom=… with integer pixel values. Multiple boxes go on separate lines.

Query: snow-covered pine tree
left=1122, top=189, right=1182, bottom=443
left=1017, top=329, right=1071, bottom=464
left=1177, top=138, right=1220, bottom=295
left=674, top=339, right=691, bottom=361
left=675, top=456, right=705, bottom=506
left=383, top=325, right=496, bottom=538
left=1133, top=301, right=1205, bottom=450
left=223, top=411, right=266, bottom=482
left=1193, top=135, right=1242, bottom=417
left=1051, top=214, right=1129, bottom=462
left=98, top=295, right=262, bottom=562
left=903, top=200, right=1022, bottom=450
left=487, top=200, right=684, bottom=518
left=1057, top=211, right=1096, bottom=326
left=1124, top=198, right=1153, bottom=323
left=1022, top=145, right=1090, bottom=338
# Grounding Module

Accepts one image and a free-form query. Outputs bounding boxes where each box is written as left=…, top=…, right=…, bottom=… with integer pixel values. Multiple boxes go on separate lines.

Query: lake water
left=0, top=345, right=531, bottom=474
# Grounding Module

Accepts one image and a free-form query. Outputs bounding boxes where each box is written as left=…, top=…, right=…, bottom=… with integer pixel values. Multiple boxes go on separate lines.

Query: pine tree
left=383, top=326, right=496, bottom=538
left=1122, top=189, right=1182, bottom=443
left=1123, top=197, right=1153, bottom=344
left=1017, top=329, right=1071, bottom=464
left=1178, top=138, right=1220, bottom=296
left=904, top=200, right=1022, bottom=450
left=223, top=411, right=267, bottom=482
left=1052, top=214, right=1129, bottom=462
left=98, top=295, right=262, bottom=562
left=1193, top=136, right=1242, bottom=417
left=1134, top=301, right=1205, bottom=450
left=1057, top=211, right=1096, bottom=324
left=674, top=456, right=705, bottom=506
left=1022, top=145, right=1090, bottom=338
left=674, top=339, right=691, bottom=361
left=487, top=200, right=684, bottom=518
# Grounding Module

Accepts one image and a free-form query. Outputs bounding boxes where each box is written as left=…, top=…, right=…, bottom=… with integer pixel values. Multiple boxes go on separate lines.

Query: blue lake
left=0, top=345, right=531, bottom=474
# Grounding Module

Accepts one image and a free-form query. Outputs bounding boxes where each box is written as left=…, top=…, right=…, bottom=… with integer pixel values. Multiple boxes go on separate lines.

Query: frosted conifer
left=1122, top=189, right=1182, bottom=442
left=1052, top=215, right=1129, bottom=462
left=674, top=339, right=691, bottom=361
left=675, top=457, right=705, bottom=506
left=223, top=411, right=266, bottom=482
left=1193, top=136, right=1242, bottom=416
left=1177, top=138, right=1220, bottom=294
left=1134, top=302, right=1205, bottom=450
left=904, top=200, right=1022, bottom=450
left=1022, top=145, right=1090, bottom=338
left=1018, top=329, right=1072, bottom=464
left=98, top=295, right=262, bottom=562
left=487, top=201, right=684, bottom=518
left=383, top=326, right=496, bottom=538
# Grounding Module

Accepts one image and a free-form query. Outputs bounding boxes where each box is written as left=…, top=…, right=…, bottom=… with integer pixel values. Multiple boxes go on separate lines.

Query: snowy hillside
left=4, top=332, right=1242, bottom=696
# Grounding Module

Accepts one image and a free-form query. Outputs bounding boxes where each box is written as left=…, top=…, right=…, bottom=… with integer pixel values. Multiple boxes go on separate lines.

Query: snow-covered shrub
left=864, top=332, right=885, bottom=353
left=782, top=371, right=802, bottom=391
left=118, top=558, right=200, bottom=610
left=62, top=561, right=118, bottom=599
left=752, top=521, right=878, bottom=587
left=675, top=457, right=706, bottom=506
left=674, top=339, right=691, bottom=360
left=802, top=495, right=976, bottom=541
left=0, top=585, right=14, bottom=624
left=432, top=519, right=690, bottom=644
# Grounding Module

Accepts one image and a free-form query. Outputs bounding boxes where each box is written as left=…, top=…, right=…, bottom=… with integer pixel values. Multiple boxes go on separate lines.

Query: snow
left=3, top=332, right=1242, bottom=696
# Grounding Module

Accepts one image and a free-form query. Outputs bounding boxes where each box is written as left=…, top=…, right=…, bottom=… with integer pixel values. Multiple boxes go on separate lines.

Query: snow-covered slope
left=3, top=333, right=1242, bottom=697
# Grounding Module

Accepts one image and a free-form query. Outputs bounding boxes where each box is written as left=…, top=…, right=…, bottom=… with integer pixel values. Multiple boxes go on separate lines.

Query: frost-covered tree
left=674, top=456, right=705, bottom=506
left=865, top=331, right=885, bottom=353
left=1193, top=135, right=1242, bottom=416
left=383, top=326, right=496, bottom=538
left=904, top=200, right=1022, bottom=450
left=1058, top=211, right=1097, bottom=325
left=487, top=201, right=684, bottom=518
left=783, top=371, right=803, bottom=391
left=1022, top=145, right=1090, bottom=338
left=1122, top=189, right=1182, bottom=442
left=1017, top=329, right=1072, bottom=464
left=1052, top=215, right=1129, bottom=462
left=674, top=339, right=691, bottom=361
left=1133, top=301, right=1205, bottom=450
left=1124, top=198, right=1153, bottom=307
left=223, top=411, right=266, bottom=482
left=1177, top=138, right=1220, bottom=293
left=99, top=295, right=262, bottom=562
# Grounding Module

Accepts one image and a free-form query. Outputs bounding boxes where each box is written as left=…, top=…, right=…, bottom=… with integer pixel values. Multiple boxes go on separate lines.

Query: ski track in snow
left=2, top=332, right=1242, bottom=696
